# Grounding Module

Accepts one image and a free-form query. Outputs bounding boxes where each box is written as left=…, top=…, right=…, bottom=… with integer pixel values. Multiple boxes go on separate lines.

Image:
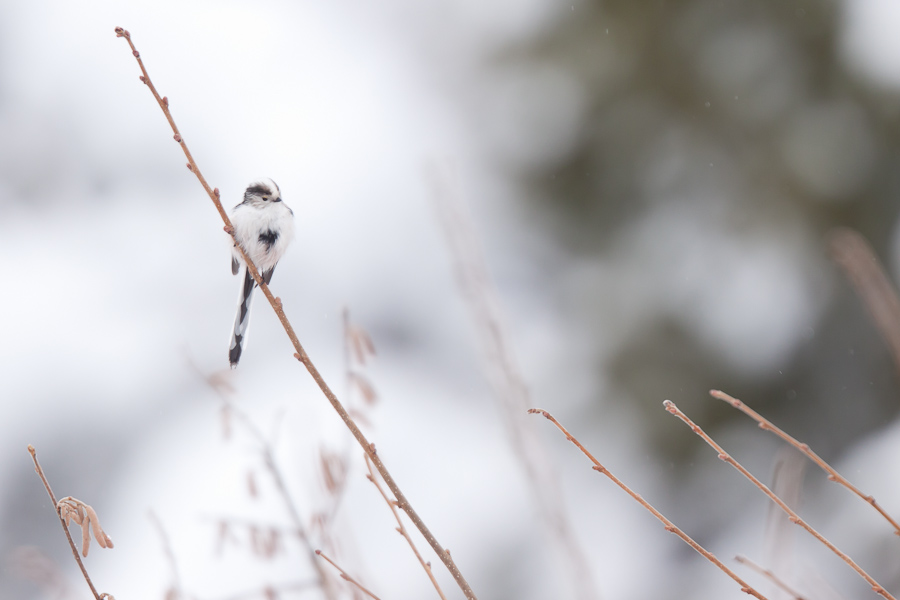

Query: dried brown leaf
left=56, top=497, right=113, bottom=558
left=348, top=325, right=376, bottom=364
left=319, top=451, right=347, bottom=494
left=350, top=372, right=378, bottom=405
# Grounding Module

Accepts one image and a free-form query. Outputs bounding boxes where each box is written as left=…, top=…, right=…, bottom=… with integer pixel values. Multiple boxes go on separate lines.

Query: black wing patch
left=258, top=229, right=279, bottom=251
left=232, top=256, right=239, bottom=275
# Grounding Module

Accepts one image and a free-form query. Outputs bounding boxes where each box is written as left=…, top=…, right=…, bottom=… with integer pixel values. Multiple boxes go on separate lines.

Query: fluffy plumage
left=228, top=178, right=294, bottom=367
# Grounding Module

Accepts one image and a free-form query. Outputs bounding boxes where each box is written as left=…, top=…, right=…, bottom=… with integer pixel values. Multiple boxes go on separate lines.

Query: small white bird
left=228, top=178, right=294, bottom=367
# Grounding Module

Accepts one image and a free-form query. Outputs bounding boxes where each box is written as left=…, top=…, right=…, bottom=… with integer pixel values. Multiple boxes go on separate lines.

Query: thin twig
left=189, top=357, right=335, bottom=597
left=829, top=228, right=900, bottom=379
left=27, top=445, right=102, bottom=600
left=711, top=389, right=900, bottom=536
left=735, top=555, right=807, bottom=600
left=527, top=410, right=769, bottom=600
left=365, top=455, right=447, bottom=600
left=222, top=395, right=336, bottom=597
left=431, top=164, right=598, bottom=599
left=114, top=27, right=476, bottom=600
left=148, top=511, right=184, bottom=600
left=315, top=549, right=382, bottom=600
left=663, top=400, right=895, bottom=600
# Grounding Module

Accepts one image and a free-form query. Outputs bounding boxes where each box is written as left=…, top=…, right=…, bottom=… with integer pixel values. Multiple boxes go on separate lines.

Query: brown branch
left=734, top=555, right=807, bottom=600
left=113, top=27, right=476, bottom=600
left=365, top=455, right=447, bottom=600
left=315, top=550, right=382, bottom=600
left=829, top=228, right=900, bottom=379
left=527, top=409, right=769, bottom=600
left=663, top=400, right=894, bottom=600
left=711, top=389, right=900, bottom=536
left=27, top=445, right=103, bottom=600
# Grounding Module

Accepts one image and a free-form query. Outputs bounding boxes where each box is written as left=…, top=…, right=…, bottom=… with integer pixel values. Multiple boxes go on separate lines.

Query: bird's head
left=243, top=178, right=282, bottom=205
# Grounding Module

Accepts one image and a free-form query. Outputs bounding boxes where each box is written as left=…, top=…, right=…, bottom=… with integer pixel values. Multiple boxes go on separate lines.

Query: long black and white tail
left=229, top=267, right=256, bottom=367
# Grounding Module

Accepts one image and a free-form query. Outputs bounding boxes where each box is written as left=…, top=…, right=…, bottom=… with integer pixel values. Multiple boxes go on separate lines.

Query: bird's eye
left=262, top=196, right=269, bottom=201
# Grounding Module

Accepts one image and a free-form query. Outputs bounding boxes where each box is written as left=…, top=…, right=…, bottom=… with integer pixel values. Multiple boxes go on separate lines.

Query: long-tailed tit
left=228, top=178, right=294, bottom=367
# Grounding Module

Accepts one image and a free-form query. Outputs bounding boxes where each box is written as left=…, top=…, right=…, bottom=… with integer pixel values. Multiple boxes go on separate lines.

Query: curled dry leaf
left=56, top=497, right=114, bottom=558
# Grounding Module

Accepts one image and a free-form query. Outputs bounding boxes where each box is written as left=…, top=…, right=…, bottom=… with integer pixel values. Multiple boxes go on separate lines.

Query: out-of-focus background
left=3, top=1, right=900, bottom=599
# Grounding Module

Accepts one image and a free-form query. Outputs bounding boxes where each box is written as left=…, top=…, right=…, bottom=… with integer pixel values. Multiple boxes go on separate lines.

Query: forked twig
left=527, top=409, right=769, bottom=600
left=365, top=455, right=447, bottom=600
left=27, top=445, right=104, bottom=600
left=711, top=389, right=900, bottom=536
left=232, top=400, right=336, bottom=597
left=113, top=27, right=476, bottom=600
left=315, top=549, right=382, bottom=600
left=663, top=400, right=895, bottom=600
left=735, top=555, right=807, bottom=600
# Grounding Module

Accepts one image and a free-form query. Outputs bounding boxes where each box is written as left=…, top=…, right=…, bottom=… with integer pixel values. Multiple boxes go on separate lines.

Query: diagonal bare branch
left=113, top=27, right=477, bottom=600
left=528, top=409, right=769, bottom=600
left=711, top=389, right=900, bottom=536
left=28, top=445, right=104, bottom=600
left=664, top=400, right=894, bottom=600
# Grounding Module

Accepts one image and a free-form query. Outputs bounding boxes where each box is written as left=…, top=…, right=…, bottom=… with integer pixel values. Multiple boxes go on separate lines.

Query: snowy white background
left=3, top=1, right=900, bottom=599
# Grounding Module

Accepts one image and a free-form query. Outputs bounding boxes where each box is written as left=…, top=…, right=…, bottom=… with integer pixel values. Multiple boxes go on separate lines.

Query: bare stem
left=315, top=549, right=382, bottom=600
left=226, top=401, right=337, bottom=599
left=113, top=27, right=476, bottom=600
left=664, top=400, right=894, bottom=600
left=431, top=165, right=598, bottom=600
left=365, top=455, right=448, bottom=600
left=148, top=511, right=184, bottom=599
left=829, top=228, right=900, bottom=379
left=27, top=445, right=102, bottom=600
left=527, top=410, right=768, bottom=600
left=735, top=555, right=807, bottom=600
left=711, top=389, right=900, bottom=536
